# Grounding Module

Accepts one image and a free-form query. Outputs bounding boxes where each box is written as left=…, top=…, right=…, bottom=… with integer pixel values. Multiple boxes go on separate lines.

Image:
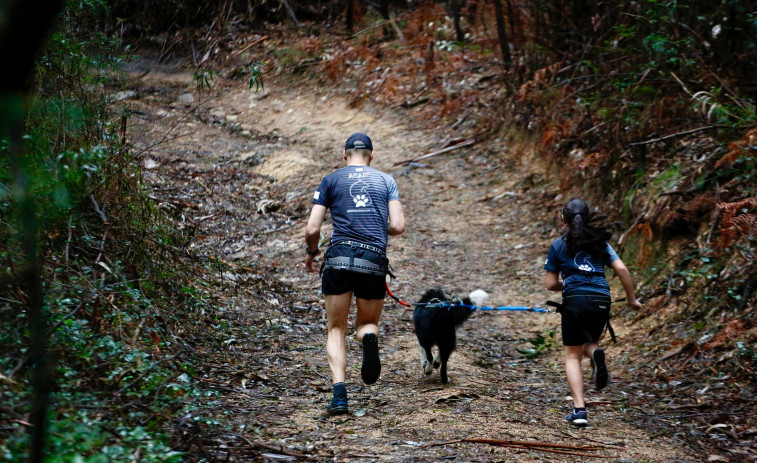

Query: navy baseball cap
left=345, top=132, right=373, bottom=150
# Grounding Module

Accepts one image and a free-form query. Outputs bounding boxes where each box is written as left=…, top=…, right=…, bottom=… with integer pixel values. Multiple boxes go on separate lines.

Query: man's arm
left=304, top=204, right=327, bottom=273
left=387, top=200, right=405, bottom=236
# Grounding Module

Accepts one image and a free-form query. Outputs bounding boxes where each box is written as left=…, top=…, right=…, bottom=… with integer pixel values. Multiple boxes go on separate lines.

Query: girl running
left=544, top=198, right=643, bottom=427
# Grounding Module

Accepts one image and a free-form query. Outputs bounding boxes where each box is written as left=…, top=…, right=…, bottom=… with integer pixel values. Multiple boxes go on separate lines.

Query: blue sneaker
left=327, top=396, right=348, bottom=416
left=565, top=409, right=588, bottom=427
left=361, top=333, right=381, bottom=385
left=591, top=348, right=609, bottom=391
left=326, top=382, right=348, bottom=416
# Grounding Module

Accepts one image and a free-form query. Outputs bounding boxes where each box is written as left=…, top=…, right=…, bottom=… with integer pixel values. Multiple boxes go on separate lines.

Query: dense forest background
left=1, top=0, right=755, bottom=461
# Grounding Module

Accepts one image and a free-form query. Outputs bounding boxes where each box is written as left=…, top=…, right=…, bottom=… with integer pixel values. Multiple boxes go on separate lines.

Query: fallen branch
left=388, top=15, right=405, bottom=43
left=655, top=342, right=695, bottom=364
left=628, top=126, right=720, bottom=146
left=234, top=36, right=268, bottom=55
left=424, top=438, right=616, bottom=459
left=393, top=138, right=476, bottom=166
left=427, top=437, right=604, bottom=451
left=280, top=0, right=298, bottom=25
left=617, top=212, right=644, bottom=252
left=135, top=96, right=216, bottom=158
left=395, top=96, right=430, bottom=109
left=236, top=433, right=321, bottom=459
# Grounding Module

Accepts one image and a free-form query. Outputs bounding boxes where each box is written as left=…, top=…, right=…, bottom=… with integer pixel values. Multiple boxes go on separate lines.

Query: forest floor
left=122, top=58, right=708, bottom=462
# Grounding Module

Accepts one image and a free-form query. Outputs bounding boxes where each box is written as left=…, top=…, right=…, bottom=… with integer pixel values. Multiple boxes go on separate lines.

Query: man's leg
left=326, top=292, right=352, bottom=384
left=355, top=297, right=383, bottom=341
left=356, top=297, right=383, bottom=384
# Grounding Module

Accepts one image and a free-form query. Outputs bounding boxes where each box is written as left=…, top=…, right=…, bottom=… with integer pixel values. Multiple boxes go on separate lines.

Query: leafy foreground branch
left=0, top=1, right=230, bottom=461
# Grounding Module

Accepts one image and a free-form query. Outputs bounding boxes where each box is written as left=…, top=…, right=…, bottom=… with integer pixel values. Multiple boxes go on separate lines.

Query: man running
left=304, top=132, right=405, bottom=415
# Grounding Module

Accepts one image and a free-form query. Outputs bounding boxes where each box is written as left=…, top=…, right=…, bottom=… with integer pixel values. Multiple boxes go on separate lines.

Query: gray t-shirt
left=313, top=166, right=400, bottom=249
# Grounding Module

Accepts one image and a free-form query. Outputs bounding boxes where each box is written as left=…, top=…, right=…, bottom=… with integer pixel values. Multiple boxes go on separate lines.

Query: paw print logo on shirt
left=349, top=179, right=372, bottom=208
left=354, top=194, right=368, bottom=207
left=574, top=252, right=596, bottom=273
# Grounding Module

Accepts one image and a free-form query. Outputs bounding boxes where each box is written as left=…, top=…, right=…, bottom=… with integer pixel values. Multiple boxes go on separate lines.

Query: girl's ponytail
left=563, top=199, right=613, bottom=257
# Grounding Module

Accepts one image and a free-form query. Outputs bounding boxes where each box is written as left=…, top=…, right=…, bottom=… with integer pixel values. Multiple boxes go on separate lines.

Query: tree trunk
left=467, top=0, right=479, bottom=28
left=0, top=1, right=65, bottom=462
left=450, top=0, right=465, bottom=42
left=491, top=0, right=512, bottom=67
left=379, top=0, right=391, bottom=38
left=504, top=0, right=519, bottom=43
left=346, top=0, right=355, bottom=33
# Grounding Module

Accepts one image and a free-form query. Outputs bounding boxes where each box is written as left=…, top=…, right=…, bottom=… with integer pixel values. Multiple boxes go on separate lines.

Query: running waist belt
left=322, top=240, right=389, bottom=276
left=561, top=270, right=606, bottom=278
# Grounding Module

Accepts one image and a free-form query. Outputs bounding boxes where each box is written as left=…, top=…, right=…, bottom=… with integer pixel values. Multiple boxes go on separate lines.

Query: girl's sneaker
left=591, top=348, right=609, bottom=391
left=565, top=408, right=588, bottom=427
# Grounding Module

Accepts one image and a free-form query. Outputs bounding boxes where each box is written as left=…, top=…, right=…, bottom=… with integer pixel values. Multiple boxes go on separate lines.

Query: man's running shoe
left=361, top=333, right=381, bottom=385
left=327, top=383, right=348, bottom=416
left=591, top=348, right=609, bottom=391
left=326, top=396, right=348, bottom=416
left=565, top=408, right=588, bottom=427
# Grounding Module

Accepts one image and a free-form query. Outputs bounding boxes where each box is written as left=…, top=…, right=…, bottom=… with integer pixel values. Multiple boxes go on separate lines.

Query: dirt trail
left=126, top=63, right=700, bottom=462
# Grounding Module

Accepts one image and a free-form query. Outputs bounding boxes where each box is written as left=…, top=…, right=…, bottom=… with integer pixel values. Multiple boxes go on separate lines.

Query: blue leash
left=415, top=300, right=552, bottom=313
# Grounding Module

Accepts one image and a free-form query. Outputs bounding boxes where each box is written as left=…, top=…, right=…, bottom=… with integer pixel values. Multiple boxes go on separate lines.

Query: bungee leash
left=385, top=281, right=412, bottom=307
left=384, top=281, right=552, bottom=313
left=418, top=300, right=553, bottom=313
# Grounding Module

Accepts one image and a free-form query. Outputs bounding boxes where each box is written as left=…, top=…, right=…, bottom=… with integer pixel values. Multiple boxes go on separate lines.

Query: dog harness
left=322, top=240, right=390, bottom=276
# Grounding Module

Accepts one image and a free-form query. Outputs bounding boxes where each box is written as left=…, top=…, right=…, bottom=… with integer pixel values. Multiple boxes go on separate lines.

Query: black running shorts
left=321, top=269, right=386, bottom=300
left=560, top=293, right=611, bottom=346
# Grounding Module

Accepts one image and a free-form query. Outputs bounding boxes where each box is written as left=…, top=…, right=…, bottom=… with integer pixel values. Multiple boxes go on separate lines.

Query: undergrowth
left=0, top=1, right=222, bottom=460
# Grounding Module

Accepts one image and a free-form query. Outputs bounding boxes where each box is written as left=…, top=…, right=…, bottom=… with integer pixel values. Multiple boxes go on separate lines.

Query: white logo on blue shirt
left=349, top=179, right=372, bottom=208
left=574, top=251, right=596, bottom=272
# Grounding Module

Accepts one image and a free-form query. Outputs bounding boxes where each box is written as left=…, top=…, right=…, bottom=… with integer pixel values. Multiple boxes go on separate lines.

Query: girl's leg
left=564, top=345, right=585, bottom=408
left=583, top=342, right=599, bottom=358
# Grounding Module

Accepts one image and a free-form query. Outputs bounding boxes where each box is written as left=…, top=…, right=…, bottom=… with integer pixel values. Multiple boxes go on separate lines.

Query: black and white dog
left=413, top=289, right=488, bottom=383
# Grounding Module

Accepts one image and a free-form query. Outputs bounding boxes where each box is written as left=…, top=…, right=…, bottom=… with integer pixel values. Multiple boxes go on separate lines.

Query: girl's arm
left=545, top=271, right=562, bottom=292
left=610, top=259, right=643, bottom=310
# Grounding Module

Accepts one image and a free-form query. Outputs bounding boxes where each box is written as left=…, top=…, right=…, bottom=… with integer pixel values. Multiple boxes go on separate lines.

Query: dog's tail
left=468, top=289, right=489, bottom=307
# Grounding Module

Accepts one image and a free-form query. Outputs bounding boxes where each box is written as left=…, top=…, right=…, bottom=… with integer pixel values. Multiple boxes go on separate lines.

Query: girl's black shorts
left=321, top=269, right=386, bottom=300
left=560, top=293, right=612, bottom=346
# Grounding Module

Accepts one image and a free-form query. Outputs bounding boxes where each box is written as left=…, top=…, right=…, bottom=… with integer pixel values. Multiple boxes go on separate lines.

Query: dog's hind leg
left=418, top=343, right=433, bottom=375
left=432, top=352, right=441, bottom=369
left=438, top=346, right=453, bottom=384
left=438, top=336, right=456, bottom=384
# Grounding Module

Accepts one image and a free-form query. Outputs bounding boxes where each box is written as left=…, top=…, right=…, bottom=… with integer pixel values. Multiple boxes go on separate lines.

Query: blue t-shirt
left=544, top=237, right=620, bottom=296
left=313, top=166, right=400, bottom=249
